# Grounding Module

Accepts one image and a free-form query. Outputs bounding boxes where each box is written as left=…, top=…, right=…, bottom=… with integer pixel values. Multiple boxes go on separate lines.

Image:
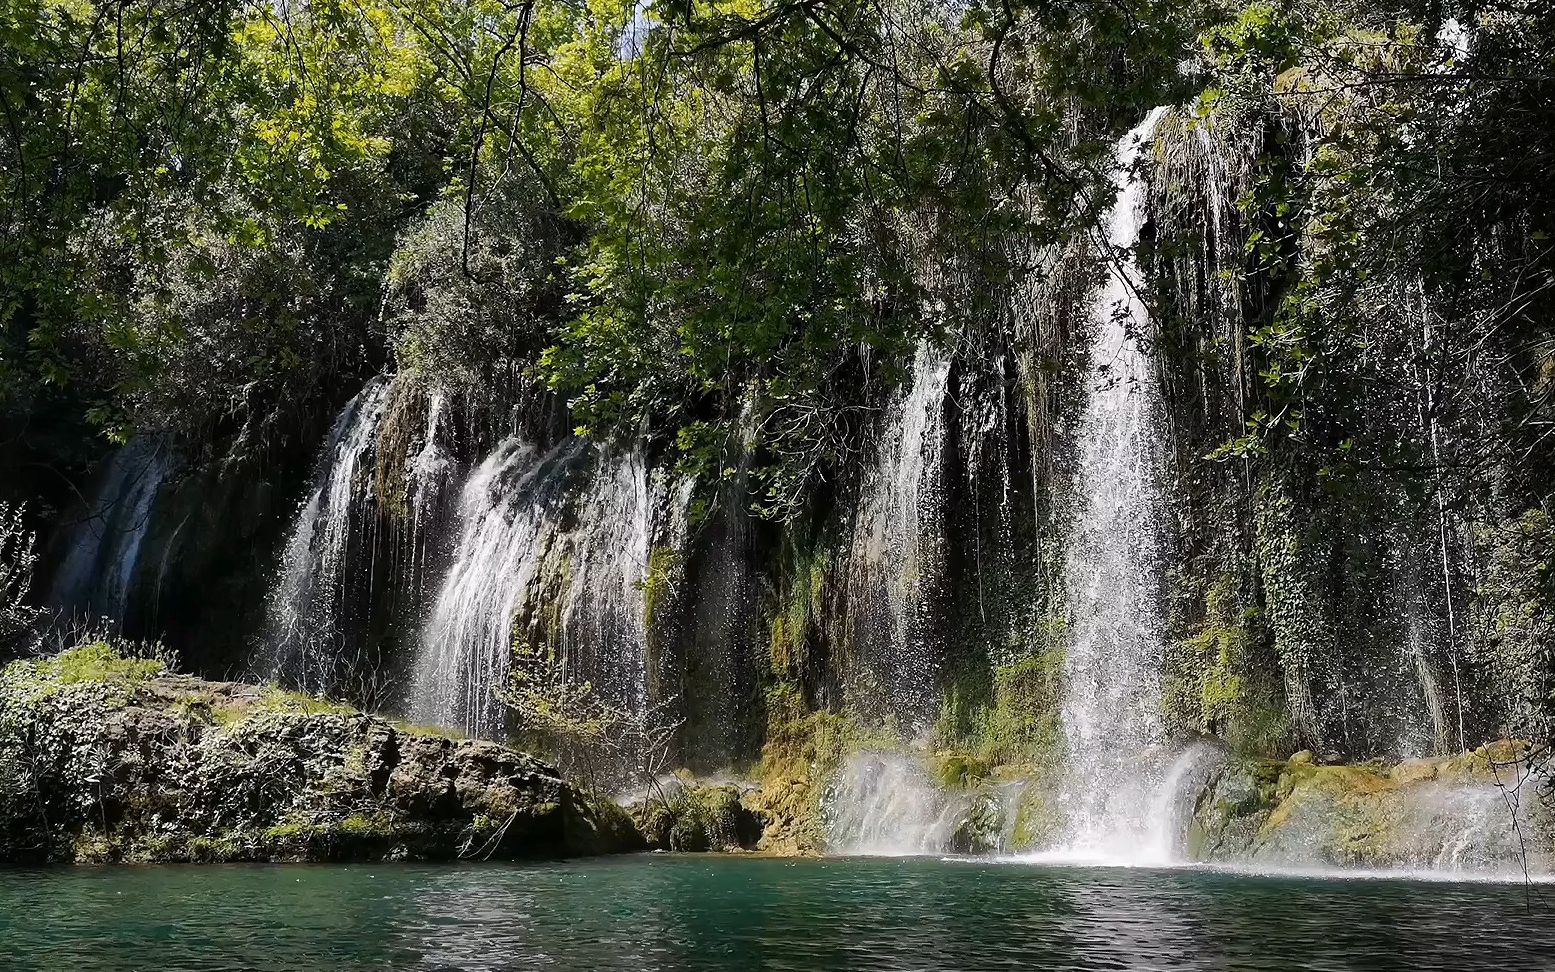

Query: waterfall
left=260, top=378, right=390, bottom=693
left=403, top=387, right=461, bottom=602
left=556, top=444, right=654, bottom=717
left=408, top=437, right=572, bottom=735
left=1390, top=530, right=1454, bottom=758
left=824, top=752, right=1046, bottom=857
left=843, top=342, right=953, bottom=729
left=680, top=402, right=760, bottom=765
left=49, top=437, right=171, bottom=627
left=408, top=437, right=653, bottom=737
left=408, top=390, right=456, bottom=530
left=1056, top=107, right=1173, bottom=860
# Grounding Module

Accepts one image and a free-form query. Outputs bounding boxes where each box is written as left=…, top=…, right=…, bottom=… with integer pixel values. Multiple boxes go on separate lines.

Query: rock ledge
left=0, top=645, right=640, bottom=864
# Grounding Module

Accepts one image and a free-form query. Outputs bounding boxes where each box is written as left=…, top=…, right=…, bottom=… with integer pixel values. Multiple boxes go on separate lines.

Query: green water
left=0, top=856, right=1548, bottom=971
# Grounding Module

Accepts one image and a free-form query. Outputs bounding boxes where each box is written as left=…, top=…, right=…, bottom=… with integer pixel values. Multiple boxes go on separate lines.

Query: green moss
left=936, top=649, right=1065, bottom=770
left=1008, top=781, right=1064, bottom=851
left=1167, top=573, right=1289, bottom=756
left=186, top=835, right=246, bottom=862
left=53, top=642, right=166, bottom=685
left=124, top=833, right=182, bottom=863
left=337, top=812, right=389, bottom=837
left=255, top=684, right=356, bottom=717
left=933, top=752, right=991, bottom=789
left=1244, top=755, right=1433, bottom=866
left=751, top=690, right=898, bottom=851
left=641, top=545, right=683, bottom=633
left=769, top=542, right=827, bottom=682
left=0, top=642, right=167, bottom=712
left=74, top=826, right=255, bottom=864
left=263, top=819, right=311, bottom=843
left=211, top=700, right=253, bottom=727
left=157, top=682, right=357, bottom=738
left=262, top=812, right=398, bottom=852
left=634, top=784, right=760, bottom=852
left=389, top=719, right=465, bottom=740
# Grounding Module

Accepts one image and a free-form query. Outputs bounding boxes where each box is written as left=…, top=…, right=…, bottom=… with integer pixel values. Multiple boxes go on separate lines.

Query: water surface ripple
left=1, top=855, right=1548, bottom=971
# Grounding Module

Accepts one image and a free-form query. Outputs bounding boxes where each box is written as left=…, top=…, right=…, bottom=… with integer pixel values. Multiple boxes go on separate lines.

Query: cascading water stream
left=410, top=435, right=556, bottom=730
left=409, top=437, right=565, bottom=735
left=260, top=378, right=390, bottom=693
left=843, top=342, right=953, bottom=730
left=49, top=437, right=172, bottom=626
left=408, top=437, right=653, bottom=738
left=400, top=387, right=462, bottom=612
left=1056, top=107, right=1174, bottom=862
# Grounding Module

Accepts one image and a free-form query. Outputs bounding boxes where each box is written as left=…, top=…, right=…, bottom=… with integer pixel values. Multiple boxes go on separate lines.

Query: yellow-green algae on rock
left=1187, top=743, right=1554, bottom=872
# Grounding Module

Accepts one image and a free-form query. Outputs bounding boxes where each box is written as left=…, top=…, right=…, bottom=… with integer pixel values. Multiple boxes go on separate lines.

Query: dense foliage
left=1, top=0, right=1199, bottom=503
left=5, top=0, right=1548, bottom=498
left=2, top=0, right=1553, bottom=760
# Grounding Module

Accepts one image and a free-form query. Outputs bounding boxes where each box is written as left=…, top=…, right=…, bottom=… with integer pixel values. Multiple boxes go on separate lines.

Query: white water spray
left=823, top=752, right=964, bottom=855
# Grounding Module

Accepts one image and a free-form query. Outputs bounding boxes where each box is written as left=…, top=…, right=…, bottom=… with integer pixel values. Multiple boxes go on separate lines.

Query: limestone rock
left=0, top=650, right=641, bottom=863
left=1187, top=745, right=1554, bottom=872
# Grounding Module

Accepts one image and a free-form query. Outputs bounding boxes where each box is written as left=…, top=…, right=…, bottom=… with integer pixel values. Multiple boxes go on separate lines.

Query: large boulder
left=1188, top=743, right=1555, bottom=873
left=0, top=645, right=642, bottom=863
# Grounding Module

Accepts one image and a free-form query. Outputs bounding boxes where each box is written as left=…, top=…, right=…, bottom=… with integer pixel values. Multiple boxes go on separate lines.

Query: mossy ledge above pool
left=0, top=644, right=641, bottom=864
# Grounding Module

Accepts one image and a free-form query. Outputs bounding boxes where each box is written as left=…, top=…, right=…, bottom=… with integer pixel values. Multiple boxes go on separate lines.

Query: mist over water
left=823, top=752, right=964, bottom=855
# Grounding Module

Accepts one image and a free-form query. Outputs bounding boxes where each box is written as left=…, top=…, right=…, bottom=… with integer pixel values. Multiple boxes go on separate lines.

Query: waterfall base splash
left=822, top=753, right=964, bottom=856
left=812, top=739, right=1551, bottom=881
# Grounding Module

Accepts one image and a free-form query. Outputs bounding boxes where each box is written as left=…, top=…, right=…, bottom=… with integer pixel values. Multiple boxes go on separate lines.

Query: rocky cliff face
left=0, top=645, right=639, bottom=864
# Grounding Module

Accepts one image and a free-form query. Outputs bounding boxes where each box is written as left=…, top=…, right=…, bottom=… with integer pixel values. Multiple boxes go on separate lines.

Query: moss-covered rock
left=1187, top=743, right=1554, bottom=872
left=0, top=646, right=643, bottom=864
left=747, top=690, right=903, bottom=854
left=1005, top=775, right=1066, bottom=852
left=630, top=782, right=764, bottom=852
left=1162, top=574, right=1290, bottom=757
